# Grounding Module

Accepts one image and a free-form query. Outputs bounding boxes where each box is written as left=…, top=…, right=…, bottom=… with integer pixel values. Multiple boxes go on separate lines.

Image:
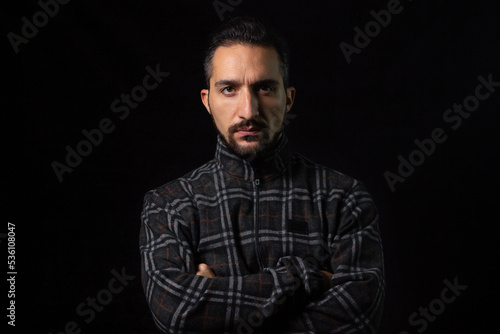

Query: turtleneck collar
left=214, top=132, right=292, bottom=181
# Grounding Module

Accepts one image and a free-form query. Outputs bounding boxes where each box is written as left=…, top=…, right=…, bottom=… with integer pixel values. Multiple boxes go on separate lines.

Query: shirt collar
left=215, top=132, right=292, bottom=181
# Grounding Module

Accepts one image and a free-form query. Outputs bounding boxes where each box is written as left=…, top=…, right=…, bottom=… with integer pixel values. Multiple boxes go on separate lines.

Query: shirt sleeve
left=139, top=190, right=325, bottom=333
left=280, top=180, right=385, bottom=333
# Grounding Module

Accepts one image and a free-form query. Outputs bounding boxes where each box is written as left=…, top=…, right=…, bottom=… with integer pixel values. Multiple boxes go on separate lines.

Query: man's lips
left=236, top=128, right=260, bottom=136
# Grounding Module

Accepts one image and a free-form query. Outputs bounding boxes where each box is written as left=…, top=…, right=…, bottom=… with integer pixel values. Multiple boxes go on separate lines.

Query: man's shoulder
left=291, top=152, right=375, bottom=211
left=143, top=158, right=218, bottom=205
left=291, top=152, right=363, bottom=192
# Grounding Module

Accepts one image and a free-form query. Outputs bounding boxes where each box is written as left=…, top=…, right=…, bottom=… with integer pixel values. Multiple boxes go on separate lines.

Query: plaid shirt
left=140, top=133, right=385, bottom=333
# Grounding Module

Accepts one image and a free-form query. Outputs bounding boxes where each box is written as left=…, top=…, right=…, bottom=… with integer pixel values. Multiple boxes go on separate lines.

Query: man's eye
left=221, top=86, right=235, bottom=93
left=259, top=86, right=274, bottom=93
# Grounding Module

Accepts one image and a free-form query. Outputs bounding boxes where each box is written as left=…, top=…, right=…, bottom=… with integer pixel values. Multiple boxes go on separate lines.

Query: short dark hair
left=203, top=16, right=290, bottom=88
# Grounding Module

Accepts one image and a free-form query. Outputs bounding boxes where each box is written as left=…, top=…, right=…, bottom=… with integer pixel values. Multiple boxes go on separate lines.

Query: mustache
left=228, top=119, right=268, bottom=134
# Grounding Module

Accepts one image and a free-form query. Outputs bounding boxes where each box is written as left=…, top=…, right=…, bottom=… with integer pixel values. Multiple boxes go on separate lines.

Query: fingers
left=196, top=263, right=215, bottom=278
left=196, top=263, right=208, bottom=274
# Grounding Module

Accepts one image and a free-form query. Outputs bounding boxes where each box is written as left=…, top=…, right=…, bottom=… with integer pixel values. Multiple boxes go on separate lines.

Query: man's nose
left=238, top=88, right=259, bottom=119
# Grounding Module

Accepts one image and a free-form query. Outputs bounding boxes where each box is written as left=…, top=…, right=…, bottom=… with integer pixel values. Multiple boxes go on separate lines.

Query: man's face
left=201, top=44, right=295, bottom=160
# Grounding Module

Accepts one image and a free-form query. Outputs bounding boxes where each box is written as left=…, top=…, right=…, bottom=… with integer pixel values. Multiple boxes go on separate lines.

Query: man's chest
left=191, top=180, right=334, bottom=276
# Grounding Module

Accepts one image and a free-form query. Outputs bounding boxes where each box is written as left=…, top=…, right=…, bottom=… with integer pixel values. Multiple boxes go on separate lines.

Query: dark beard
left=212, top=117, right=282, bottom=162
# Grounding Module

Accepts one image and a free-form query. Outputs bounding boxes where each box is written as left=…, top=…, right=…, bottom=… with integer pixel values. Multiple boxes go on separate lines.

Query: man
left=140, top=17, right=384, bottom=333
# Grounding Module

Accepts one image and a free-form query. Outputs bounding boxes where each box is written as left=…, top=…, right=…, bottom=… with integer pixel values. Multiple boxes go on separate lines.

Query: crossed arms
left=196, top=263, right=334, bottom=292
left=139, top=183, right=385, bottom=333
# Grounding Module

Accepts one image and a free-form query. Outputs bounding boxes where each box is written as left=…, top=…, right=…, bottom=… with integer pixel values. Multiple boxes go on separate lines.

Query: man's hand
left=196, top=263, right=216, bottom=278
left=320, top=270, right=333, bottom=291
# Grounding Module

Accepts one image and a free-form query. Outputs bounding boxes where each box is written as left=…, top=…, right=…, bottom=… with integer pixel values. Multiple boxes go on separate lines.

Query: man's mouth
left=236, top=127, right=260, bottom=136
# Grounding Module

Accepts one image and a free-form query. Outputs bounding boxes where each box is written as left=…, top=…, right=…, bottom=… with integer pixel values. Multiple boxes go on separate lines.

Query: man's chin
left=228, top=138, right=263, bottom=160
left=216, top=125, right=280, bottom=160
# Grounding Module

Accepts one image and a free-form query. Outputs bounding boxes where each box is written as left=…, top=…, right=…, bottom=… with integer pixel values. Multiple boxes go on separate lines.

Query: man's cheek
left=213, top=117, right=227, bottom=135
left=270, top=113, right=284, bottom=131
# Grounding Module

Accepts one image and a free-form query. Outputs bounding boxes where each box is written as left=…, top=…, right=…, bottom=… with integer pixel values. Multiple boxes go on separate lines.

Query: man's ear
left=200, top=89, right=211, bottom=114
left=285, top=86, right=296, bottom=113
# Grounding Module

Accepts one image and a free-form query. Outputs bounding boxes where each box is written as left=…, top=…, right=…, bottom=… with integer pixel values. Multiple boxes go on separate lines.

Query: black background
left=2, top=0, right=499, bottom=333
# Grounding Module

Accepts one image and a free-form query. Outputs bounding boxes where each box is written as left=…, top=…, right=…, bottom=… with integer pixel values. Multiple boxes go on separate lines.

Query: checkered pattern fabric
left=140, top=133, right=385, bottom=333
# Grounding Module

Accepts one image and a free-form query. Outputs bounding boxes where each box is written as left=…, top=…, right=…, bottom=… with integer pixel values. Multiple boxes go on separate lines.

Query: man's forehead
left=211, top=44, right=282, bottom=82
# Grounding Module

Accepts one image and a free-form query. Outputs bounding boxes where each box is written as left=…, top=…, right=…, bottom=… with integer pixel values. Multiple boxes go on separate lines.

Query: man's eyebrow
left=254, top=79, right=280, bottom=87
left=213, top=79, right=280, bottom=87
left=214, top=79, right=239, bottom=87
